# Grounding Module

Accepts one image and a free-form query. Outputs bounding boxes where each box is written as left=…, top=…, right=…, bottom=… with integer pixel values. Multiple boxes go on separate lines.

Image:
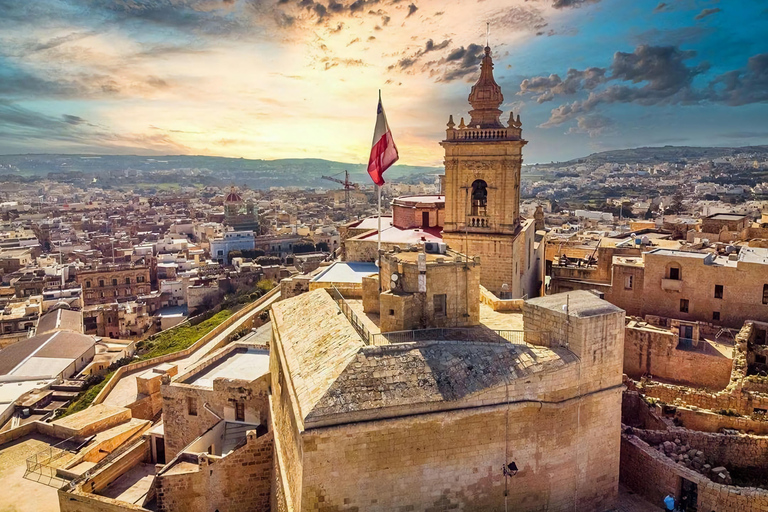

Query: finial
left=516, top=114, right=521, bottom=126
left=486, top=22, right=490, bottom=48
left=458, top=117, right=466, bottom=129
left=447, top=115, right=455, bottom=129
left=508, top=111, right=515, bottom=127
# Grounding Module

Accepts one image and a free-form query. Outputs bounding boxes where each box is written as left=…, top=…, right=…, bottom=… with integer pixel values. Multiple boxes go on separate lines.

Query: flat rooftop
left=311, top=261, right=378, bottom=284
left=707, top=213, right=746, bottom=220
left=359, top=225, right=442, bottom=244
left=392, top=195, right=445, bottom=206
left=184, top=347, right=269, bottom=388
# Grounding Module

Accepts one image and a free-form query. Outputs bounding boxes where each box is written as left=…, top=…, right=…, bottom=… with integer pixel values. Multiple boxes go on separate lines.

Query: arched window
left=471, top=179, right=488, bottom=216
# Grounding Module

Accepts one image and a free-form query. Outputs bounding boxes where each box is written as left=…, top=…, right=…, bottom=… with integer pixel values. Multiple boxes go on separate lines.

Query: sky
left=0, top=0, right=767, bottom=166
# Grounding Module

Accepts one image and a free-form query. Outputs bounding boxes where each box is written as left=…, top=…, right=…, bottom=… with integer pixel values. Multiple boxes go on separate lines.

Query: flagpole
left=377, top=89, right=383, bottom=264
left=377, top=184, right=382, bottom=256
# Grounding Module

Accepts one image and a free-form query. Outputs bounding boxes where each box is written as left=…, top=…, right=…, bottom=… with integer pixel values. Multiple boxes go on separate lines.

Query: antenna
left=486, top=22, right=490, bottom=47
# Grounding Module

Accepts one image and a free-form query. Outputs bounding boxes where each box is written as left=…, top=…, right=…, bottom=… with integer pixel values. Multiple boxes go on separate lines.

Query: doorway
left=680, top=478, right=698, bottom=511
left=155, top=437, right=166, bottom=464
left=680, top=324, right=694, bottom=340
left=422, top=211, right=430, bottom=228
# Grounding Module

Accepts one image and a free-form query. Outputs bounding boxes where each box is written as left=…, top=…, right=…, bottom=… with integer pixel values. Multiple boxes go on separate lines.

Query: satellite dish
left=391, top=273, right=399, bottom=282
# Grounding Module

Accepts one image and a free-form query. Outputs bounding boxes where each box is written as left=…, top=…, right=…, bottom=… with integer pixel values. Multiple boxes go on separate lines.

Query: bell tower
left=441, top=44, right=535, bottom=298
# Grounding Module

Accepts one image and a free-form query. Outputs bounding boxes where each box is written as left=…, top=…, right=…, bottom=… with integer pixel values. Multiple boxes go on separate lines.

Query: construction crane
left=322, top=170, right=359, bottom=210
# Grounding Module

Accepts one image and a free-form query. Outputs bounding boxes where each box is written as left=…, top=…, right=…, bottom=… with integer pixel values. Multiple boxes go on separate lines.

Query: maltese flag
left=367, top=94, right=399, bottom=186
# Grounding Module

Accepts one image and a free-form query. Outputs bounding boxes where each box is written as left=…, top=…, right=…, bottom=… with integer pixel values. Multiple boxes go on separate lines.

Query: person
left=663, top=494, right=675, bottom=511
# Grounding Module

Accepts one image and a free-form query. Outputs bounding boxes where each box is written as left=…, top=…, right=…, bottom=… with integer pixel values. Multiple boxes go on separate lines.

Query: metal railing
left=25, top=438, right=77, bottom=486
left=325, top=288, right=555, bottom=348
left=327, top=287, right=375, bottom=345
left=371, top=328, right=547, bottom=346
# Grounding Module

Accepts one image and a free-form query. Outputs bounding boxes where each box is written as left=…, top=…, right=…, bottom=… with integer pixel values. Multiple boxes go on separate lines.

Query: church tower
left=441, top=45, right=538, bottom=298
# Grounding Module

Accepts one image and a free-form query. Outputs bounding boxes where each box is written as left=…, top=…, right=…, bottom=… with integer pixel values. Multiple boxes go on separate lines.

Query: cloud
left=388, top=38, right=451, bottom=71
left=694, top=8, right=722, bottom=21
left=711, top=53, right=768, bottom=106
left=519, top=67, right=606, bottom=102
left=437, top=43, right=485, bottom=82
left=62, top=114, right=87, bottom=125
left=487, top=5, right=547, bottom=33
left=25, top=31, right=100, bottom=53
left=566, top=115, right=613, bottom=137
left=520, top=45, right=710, bottom=127
left=551, top=0, right=600, bottom=9
left=406, top=3, right=418, bottom=17
left=653, top=2, right=669, bottom=13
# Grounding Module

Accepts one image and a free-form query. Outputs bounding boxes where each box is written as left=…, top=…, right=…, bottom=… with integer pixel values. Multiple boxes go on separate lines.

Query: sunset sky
left=1, top=0, right=767, bottom=165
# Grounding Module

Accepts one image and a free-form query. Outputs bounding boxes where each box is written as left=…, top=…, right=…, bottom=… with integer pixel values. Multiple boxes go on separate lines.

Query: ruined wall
left=156, top=431, right=273, bottom=512
left=301, top=388, right=621, bottom=512
left=674, top=406, right=768, bottom=435
left=636, top=427, right=768, bottom=469
left=620, top=434, right=768, bottom=512
left=637, top=380, right=768, bottom=416
left=623, top=325, right=733, bottom=390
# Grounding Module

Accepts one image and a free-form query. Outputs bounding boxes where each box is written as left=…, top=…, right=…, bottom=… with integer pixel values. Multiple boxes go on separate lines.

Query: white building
left=210, top=231, right=256, bottom=265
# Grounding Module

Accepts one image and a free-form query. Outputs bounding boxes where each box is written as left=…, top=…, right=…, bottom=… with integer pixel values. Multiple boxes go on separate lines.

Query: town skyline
left=1, top=0, right=767, bottom=166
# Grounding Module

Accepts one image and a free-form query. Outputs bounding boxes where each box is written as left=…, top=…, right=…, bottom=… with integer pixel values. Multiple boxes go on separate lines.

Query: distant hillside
left=0, top=154, right=442, bottom=189
left=553, top=145, right=768, bottom=166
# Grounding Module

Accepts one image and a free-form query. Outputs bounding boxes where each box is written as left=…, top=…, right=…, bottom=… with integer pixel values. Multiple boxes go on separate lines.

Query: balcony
left=661, top=278, right=683, bottom=292
left=467, top=216, right=491, bottom=228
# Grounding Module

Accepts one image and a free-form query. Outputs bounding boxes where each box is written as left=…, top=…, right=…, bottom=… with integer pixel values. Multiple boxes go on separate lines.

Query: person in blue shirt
left=664, top=494, right=675, bottom=511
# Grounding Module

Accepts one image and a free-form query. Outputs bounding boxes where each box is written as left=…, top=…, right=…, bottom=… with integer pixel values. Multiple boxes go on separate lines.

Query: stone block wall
left=299, top=388, right=621, bottom=512
left=161, top=373, right=269, bottom=459
left=674, top=406, right=768, bottom=435
left=635, top=427, right=768, bottom=469
left=156, top=430, right=273, bottom=512
left=621, top=434, right=768, bottom=512
left=623, top=325, right=733, bottom=390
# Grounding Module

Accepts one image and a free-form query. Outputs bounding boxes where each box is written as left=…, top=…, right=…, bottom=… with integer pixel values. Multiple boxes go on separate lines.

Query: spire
left=467, top=45, right=504, bottom=128
left=447, top=114, right=455, bottom=129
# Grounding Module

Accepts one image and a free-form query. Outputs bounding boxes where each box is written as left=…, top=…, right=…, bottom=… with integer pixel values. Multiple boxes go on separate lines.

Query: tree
left=256, top=256, right=280, bottom=266
left=316, top=241, right=329, bottom=252
left=228, top=250, right=243, bottom=260
left=257, top=279, right=275, bottom=293
left=292, top=242, right=315, bottom=254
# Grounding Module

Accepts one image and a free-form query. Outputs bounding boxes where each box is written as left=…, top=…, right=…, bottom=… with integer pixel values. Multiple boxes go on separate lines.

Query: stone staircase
left=221, top=423, right=253, bottom=456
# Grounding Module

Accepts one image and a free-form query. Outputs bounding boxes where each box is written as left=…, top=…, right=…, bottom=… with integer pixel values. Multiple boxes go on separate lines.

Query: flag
left=367, top=95, right=399, bottom=186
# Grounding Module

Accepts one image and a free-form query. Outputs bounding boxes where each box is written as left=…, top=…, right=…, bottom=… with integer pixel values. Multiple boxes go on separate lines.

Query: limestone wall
left=620, top=434, right=768, bottom=512
left=635, top=427, right=768, bottom=469
left=156, top=431, right=273, bottom=512
left=162, top=374, right=269, bottom=459
left=623, top=325, right=733, bottom=390
left=301, top=388, right=621, bottom=512
left=674, top=406, right=768, bottom=435
left=270, top=327, right=303, bottom=512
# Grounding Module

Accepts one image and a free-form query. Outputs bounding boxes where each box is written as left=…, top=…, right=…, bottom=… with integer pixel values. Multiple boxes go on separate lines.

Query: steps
left=221, top=422, right=254, bottom=456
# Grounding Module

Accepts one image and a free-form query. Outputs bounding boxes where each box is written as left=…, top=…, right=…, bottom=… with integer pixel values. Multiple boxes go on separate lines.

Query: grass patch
left=58, top=309, right=234, bottom=418
left=139, top=309, right=234, bottom=360
left=59, top=371, right=115, bottom=418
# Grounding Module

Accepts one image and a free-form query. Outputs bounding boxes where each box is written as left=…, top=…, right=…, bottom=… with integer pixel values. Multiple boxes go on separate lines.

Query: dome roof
left=225, top=187, right=243, bottom=203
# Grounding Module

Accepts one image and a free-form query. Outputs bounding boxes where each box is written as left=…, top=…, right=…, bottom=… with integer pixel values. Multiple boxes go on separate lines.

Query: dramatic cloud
left=694, top=8, right=722, bottom=21
left=711, top=53, right=768, bottom=106
left=520, top=45, right=711, bottom=127
left=653, top=2, right=670, bottom=13
left=406, top=3, right=418, bottom=17
left=388, top=38, right=451, bottom=71
left=519, top=67, right=606, bottom=102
